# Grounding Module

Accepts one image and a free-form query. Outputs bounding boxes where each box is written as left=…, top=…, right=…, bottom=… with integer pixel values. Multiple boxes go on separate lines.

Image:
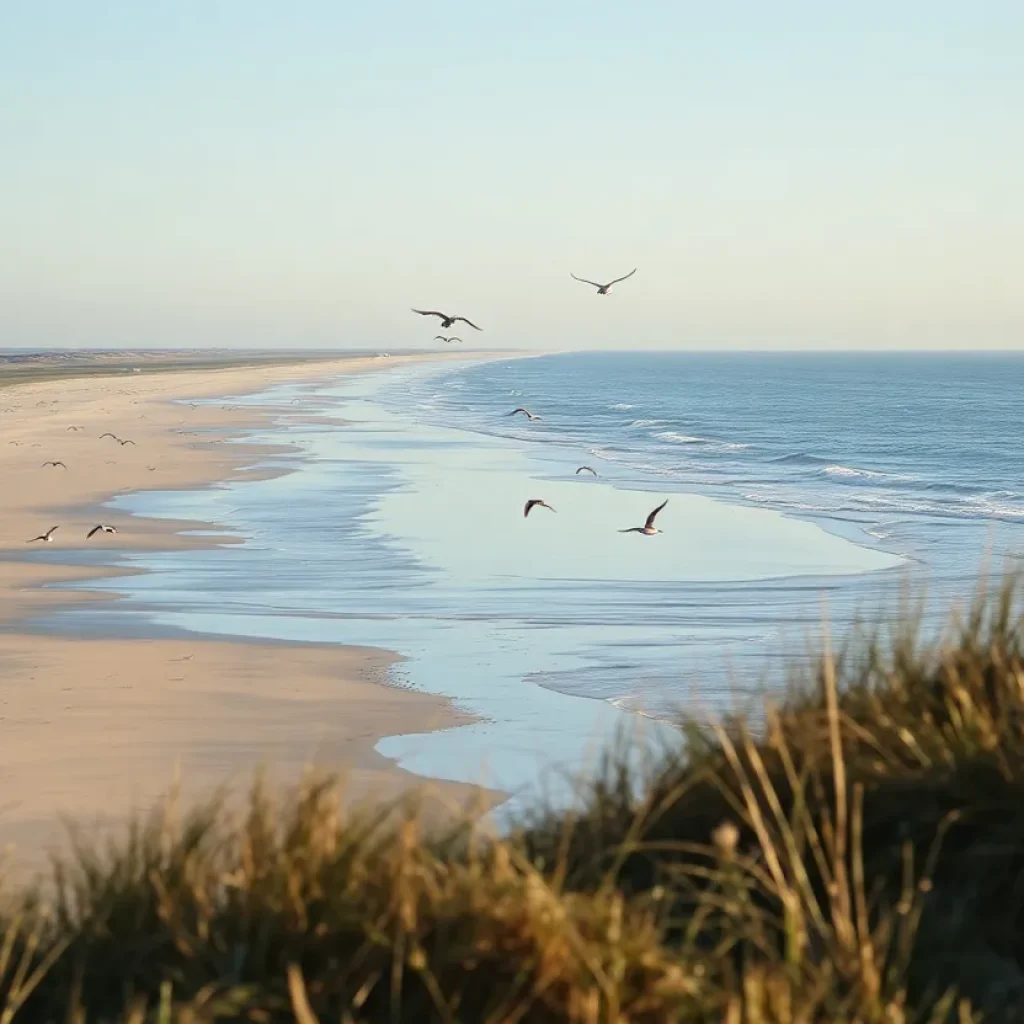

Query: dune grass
left=3, top=578, right=1024, bottom=1021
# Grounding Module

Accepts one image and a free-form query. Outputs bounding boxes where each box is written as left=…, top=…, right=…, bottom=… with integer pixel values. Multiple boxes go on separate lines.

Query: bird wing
left=510, top=408, right=527, bottom=416
left=576, top=466, right=597, bottom=475
left=607, top=268, right=638, bottom=287
left=645, top=499, right=668, bottom=529
left=452, top=317, right=482, bottom=331
left=87, top=525, right=101, bottom=538
left=433, top=335, right=447, bottom=341
left=122, top=439, right=135, bottom=445
left=570, top=273, right=602, bottom=288
left=412, top=309, right=446, bottom=320
left=101, top=433, right=116, bottom=439
left=524, top=500, right=554, bottom=517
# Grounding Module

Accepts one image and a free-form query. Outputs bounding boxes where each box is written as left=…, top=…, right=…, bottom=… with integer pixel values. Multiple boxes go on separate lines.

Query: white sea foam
left=656, top=430, right=752, bottom=451
left=609, top=402, right=634, bottom=410
left=656, top=431, right=702, bottom=444
left=821, top=464, right=884, bottom=479
left=607, top=696, right=673, bottom=722
left=819, top=465, right=921, bottom=487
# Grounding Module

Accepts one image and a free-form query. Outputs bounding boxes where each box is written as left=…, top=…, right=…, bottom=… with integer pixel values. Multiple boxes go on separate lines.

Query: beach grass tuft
left=3, top=577, right=1024, bottom=1021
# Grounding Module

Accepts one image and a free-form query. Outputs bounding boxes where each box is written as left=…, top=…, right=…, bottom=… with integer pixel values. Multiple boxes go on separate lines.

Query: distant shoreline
left=0, top=348, right=521, bottom=390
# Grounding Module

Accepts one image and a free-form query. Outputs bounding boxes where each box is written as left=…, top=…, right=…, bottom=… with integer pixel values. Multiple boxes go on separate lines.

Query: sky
left=1, top=2, right=1022, bottom=351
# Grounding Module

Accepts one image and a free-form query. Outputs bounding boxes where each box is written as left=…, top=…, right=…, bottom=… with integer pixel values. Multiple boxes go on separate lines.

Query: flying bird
left=570, top=268, right=637, bottom=295
left=28, top=526, right=59, bottom=543
left=86, top=524, right=118, bottom=538
left=619, top=499, right=668, bottom=536
left=66, top=425, right=82, bottom=432
left=118, top=438, right=136, bottom=446
left=434, top=335, right=463, bottom=344
left=524, top=499, right=556, bottom=518
left=41, top=460, right=67, bottom=469
left=412, top=309, right=482, bottom=331
left=575, top=466, right=598, bottom=476
left=509, top=407, right=541, bottom=421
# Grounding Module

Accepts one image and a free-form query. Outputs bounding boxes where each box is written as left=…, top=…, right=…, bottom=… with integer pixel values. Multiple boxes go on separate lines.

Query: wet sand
left=0, top=353, right=496, bottom=876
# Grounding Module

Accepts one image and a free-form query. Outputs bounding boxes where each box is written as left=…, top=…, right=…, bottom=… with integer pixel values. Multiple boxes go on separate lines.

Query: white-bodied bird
left=619, top=499, right=668, bottom=536
left=570, top=268, right=637, bottom=294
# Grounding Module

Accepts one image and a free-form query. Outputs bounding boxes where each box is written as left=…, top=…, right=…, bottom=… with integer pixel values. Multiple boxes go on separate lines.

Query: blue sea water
left=48, top=352, right=1024, bottom=813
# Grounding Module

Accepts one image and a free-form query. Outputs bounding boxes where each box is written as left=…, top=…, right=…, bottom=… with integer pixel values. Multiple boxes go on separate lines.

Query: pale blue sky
left=1, top=2, right=1021, bottom=350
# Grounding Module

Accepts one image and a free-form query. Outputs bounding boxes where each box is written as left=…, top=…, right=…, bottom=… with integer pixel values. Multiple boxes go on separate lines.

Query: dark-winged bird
left=570, top=268, right=637, bottom=294
left=412, top=309, right=482, bottom=330
left=524, top=499, right=556, bottom=518
left=619, top=499, right=668, bottom=536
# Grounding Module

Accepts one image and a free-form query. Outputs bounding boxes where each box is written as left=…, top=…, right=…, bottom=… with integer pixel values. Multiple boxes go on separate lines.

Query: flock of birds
left=412, top=266, right=640, bottom=343
left=29, top=524, right=117, bottom=544
left=25, top=267, right=666, bottom=545
left=412, top=268, right=668, bottom=538
left=24, top=427, right=138, bottom=543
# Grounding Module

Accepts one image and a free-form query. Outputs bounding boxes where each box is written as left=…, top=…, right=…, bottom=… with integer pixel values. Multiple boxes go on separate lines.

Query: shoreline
left=0, top=352, right=504, bottom=876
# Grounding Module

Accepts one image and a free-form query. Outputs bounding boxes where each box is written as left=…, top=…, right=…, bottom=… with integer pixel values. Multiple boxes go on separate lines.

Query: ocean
left=51, top=352, right=1024, bottom=814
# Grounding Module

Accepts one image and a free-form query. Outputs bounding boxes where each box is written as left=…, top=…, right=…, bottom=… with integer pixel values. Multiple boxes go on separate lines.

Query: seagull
left=575, top=466, right=598, bottom=476
left=86, top=524, right=118, bottom=538
left=28, top=526, right=59, bottom=543
left=41, top=460, right=67, bottom=469
left=570, top=268, right=637, bottom=295
left=434, top=335, right=463, bottom=344
left=619, top=499, right=668, bottom=536
left=118, top=438, right=136, bottom=446
left=524, top=499, right=556, bottom=518
left=412, top=309, right=482, bottom=331
left=66, top=425, right=82, bottom=432
left=509, top=407, right=541, bottom=421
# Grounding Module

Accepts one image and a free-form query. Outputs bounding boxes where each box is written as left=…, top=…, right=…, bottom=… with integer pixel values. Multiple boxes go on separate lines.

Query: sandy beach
left=0, top=354, right=493, bottom=876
